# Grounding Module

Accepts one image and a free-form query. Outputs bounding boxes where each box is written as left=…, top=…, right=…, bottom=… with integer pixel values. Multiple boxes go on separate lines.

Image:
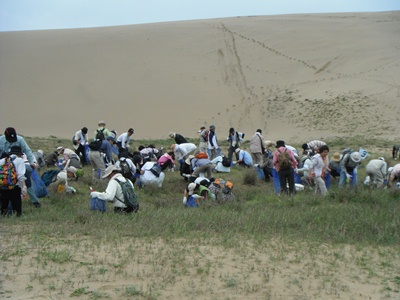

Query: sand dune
left=1, top=11, right=399, bottom=143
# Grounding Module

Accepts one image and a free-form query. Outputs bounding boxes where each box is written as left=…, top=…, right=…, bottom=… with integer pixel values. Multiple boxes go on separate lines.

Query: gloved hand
left=182, top=197, right=187, bottom=204
left=294, top=168, right=298, bottom=173
left=346, top=173, right=352, bottom=180
left=21, top=186, right=28, bottom=196
left=90, top=191, right=100, bottom=198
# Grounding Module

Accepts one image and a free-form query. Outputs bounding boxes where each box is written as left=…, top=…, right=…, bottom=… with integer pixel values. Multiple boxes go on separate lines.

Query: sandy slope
left=0, top=12, right=399, bottom=143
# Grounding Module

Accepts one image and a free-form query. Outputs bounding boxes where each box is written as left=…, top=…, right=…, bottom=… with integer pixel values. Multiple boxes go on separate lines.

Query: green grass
left=3, top=135, right=399, bottom=247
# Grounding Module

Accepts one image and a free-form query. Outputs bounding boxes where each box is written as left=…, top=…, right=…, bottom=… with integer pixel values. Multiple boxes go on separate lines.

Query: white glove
left=90, top=191, right=100, bottom=198
left=294, top=168, right=298, bottom=173
left=211, top=193, right=216, bottom=199
left=21, top=186, right=28, bottom=196
left=191, top=194, right=202, bottom=199
left=346, top=173, right=352, bottom=180
left=182, top=197, right=187, bottom=204
left=70, top=187, right=76, bottom=194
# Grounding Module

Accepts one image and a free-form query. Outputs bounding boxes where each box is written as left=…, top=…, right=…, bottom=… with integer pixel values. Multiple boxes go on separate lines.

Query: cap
left=4, top=127, right=17, bottom=143
left=168, top=132, right=175, bottom=138
left=188, top=183, right=197, bottom=195
left=98, top=120, right=106, bottom=125
left=235, top=148, right=241, bottom=153
left=107, top=136, right=115, bottom=141
left=378, top=157, right=385, bottom=161
left=209, top=125, right=215, bottom=130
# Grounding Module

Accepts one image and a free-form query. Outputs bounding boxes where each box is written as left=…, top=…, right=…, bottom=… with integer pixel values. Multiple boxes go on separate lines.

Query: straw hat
left=332, top=152, right=341, bottom=162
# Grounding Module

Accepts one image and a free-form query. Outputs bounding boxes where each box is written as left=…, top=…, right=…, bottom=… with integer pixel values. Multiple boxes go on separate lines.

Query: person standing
left=116, top=128, right=134, bottom=152
left=73, top=127, right=89, bottom=165
left=89, top=136, right=115, bottom=182
left=249, top=129, right=265, bottom=166
left=226, top=128, right=244, bottom=164
left=198, top=126, right=209, bottom=153
left=308, top=145, right=330, bottom=196
left=272, top=140, right=298, bottom=195
left=207, top=125, right=221, bottom=160
left=0, top=146, right=27, bottom=216
left=95, top=121, right=113, bottom=140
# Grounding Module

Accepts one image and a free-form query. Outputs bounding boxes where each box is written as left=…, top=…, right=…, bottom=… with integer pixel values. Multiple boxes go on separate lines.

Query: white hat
left=388, top=167, right=394, bottom=173
left=102, top=165, right=118, bottom=179
left=56, top=146, right=64, bottom=153
left=168, top=132, right=175, bottom=138
left=98, top=120, right=106, bottom=125
left=188, top=183, right=197, bottom=195
left=38, top=150, right=44, bottom=155
left=66, top=166, right=77, bottom=177
left=235, top=148, right=241, bottom=153
left=350, top=152, right=361, bottom=163
left=378, top=157, right=385, bottom=161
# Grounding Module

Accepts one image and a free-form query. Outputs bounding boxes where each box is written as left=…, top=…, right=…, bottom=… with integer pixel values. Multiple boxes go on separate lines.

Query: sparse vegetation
left=0, top=136, right=399, bottom=299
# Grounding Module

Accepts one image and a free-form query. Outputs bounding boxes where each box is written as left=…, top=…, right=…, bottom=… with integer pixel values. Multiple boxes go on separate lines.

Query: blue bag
left=90, top=197, right=106, bottom=212
left=31, top=169, right=48, bottom=198
left=272, top=169, right=280, bottom=194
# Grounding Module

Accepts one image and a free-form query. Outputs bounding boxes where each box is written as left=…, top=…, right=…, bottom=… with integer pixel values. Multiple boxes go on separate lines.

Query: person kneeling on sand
left=90, top=165, right=138, bottom=213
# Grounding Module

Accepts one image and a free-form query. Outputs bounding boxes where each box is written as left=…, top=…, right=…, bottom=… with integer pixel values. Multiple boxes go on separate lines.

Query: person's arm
left=91, top=179, right=118, bottom=202
left=19, top=137, right=35, bottom=167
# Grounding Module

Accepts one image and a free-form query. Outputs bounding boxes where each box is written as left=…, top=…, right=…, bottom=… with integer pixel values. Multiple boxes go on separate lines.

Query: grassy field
left=1, top=136, right=399, bottom=299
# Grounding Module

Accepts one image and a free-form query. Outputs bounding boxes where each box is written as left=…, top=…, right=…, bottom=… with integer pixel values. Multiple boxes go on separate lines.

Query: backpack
left=214, top=178, right=233, bottom=194
left=278, top=148, right=291, bottom=169
left=41, top=169, right=61, bottom=186
left=95, top=128, right=105, bottom=141
left=221, top=156, right=231, bottom=167
left=119, top=158, right=132, bottom=178
left=0, top=157, right=18, bottom=190
left=114, top=178, right=139, bottom=209
left=340, top=148, right=353, bottom=165
left=149, top=163, right=162, bottom=177
left=202, top=130, right=209, bottom=142
left=195, top=152, right=208, bottom=159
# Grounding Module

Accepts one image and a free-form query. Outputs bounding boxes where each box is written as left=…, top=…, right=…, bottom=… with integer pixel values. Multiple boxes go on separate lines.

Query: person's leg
left=314, top=176, right=327, bottom=196
left=49, top=178, right=67, bottom=195
left=9, top=187, right=22, bottom=216
left=279, top=170, right=288, bottom=194
left=0, top=190, right=10, bottom=216
left=255, top=153, right=263, bottom=166
left=228, top=147, right=234, bottom=163
left=157, top=172, right=165, bottom=188
left=338, top=170, right=347, bottom=187
left=287, top=168, right=296, bottom=195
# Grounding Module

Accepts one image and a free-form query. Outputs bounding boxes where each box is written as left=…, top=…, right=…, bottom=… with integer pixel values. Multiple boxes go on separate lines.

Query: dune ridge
left=1, top=11, right=399, bottom=143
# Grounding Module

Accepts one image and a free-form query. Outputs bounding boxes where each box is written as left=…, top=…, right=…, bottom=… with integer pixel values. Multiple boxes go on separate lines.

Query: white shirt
left=94, top=173, right=132, bottom=208
left=116, top=132, right=131, bottom=149
left=141, top=161, right=158, bottom=181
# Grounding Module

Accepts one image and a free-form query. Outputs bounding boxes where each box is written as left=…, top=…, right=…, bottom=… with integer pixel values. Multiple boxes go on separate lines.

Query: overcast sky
left=1, top=0, right=399, bottom=32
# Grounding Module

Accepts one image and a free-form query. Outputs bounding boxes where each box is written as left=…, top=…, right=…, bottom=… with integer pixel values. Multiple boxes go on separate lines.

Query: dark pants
left=75, top=144, right=88, bottom=164
left=228, top=146, right=239, bottom=163
left=262, top=166, right=273, bottom=182
left=160, top=159, right=173, bottom=171
left=114, top=204, right=139, bottom=213
left=1, top=187, right=22, bottom=217
left=279, top=168, right=296, bottom=195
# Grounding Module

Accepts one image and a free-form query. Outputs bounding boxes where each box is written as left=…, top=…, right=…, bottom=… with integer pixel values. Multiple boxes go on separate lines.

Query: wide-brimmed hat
left=235, top=148, right=241, bottom=153
left=209, top=125, right=215, bottom=130
left=4, top=127, right=17, bottom=143
left=168, top=132, right=175, bottom=138
left=98, top=120, right=106, bottom=125
left=275, top=140, right=285, bottom=148
left=66, top=166, right=77, bottom=177
left=332, top=152, right=341, bottom=162
left=350, top=152, right=361, bottom=163
left=188, top=183, right=197, bottom=195
left=8, top=146, right=23, bottom=155
left=102, top=165, right=118, bottom=179
left=56, top=146, right=64, bottom=154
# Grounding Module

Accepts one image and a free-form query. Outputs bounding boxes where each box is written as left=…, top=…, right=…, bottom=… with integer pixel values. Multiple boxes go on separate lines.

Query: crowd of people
left=1, top=122, right=400, bottom=216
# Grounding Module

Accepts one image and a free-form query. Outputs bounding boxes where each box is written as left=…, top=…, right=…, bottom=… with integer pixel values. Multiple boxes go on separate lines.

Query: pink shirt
left=272, top=146, right=298, bottom=172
